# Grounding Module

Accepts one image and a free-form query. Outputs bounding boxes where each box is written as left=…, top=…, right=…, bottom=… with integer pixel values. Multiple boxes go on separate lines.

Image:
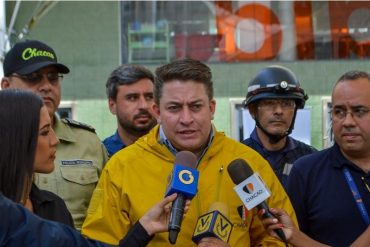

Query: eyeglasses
left=258, top=99, right=296, bottom=111
left=10, top=72, right=63, bottom=85
left=331, top=107, right=370, bottom=121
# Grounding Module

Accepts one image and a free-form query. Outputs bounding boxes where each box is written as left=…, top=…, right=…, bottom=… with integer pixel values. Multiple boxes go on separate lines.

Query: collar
left=330, top=143, right=367, bottom=173
left=158, top=125, right=215, bottom=161
left=112, top=130, right=125, bottom=144
left=103, top=130, right=126, bottom=156
left=251, top=127, right=296, bottom=154
left=30, top=183, right=54, bottom=205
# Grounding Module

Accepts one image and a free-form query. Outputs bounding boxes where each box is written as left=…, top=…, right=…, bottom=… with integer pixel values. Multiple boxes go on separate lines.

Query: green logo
left=22, top=48, right=55, bottom=61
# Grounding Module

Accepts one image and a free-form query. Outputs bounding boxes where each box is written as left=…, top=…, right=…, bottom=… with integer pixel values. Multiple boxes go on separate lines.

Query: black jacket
left=30, top=183, right=74, bottom=227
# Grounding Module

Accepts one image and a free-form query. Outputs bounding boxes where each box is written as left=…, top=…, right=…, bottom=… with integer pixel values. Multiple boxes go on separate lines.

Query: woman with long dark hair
left=0, top=89, right=191, bottom=247
left=0, top=89, right=73, bottom=226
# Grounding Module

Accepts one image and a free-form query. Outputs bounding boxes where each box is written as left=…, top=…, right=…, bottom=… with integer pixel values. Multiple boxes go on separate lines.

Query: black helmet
left=244, top=65, right=308, bottom=109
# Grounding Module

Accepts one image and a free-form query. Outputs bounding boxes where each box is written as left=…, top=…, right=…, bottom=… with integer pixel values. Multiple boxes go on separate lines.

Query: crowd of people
left=0, top=39, right=369, bottom=247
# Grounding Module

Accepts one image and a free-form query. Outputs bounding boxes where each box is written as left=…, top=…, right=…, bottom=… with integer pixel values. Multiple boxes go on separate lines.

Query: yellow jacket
left=82, top=125, right=296, bottom=246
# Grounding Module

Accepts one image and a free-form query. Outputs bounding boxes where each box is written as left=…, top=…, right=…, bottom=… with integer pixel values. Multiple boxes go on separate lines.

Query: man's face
left=250, top=98, right=296, bottom=136
left=109, top=78, right=156, bottom=136
left=1, top=66, right=61, bottom=118
left=153, top=80, right=216, bottom=155
left=331, top=78, right=370, bottom=157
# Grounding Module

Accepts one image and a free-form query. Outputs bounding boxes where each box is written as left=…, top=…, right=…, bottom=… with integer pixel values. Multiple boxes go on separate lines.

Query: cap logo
left=279, top=81, right=288, bottom=89
left=22, top=47, right=55, bottom=61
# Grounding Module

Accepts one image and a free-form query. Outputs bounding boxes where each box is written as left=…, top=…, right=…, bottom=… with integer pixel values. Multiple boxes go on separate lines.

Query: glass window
left=120, top=1, right=370, bottom=63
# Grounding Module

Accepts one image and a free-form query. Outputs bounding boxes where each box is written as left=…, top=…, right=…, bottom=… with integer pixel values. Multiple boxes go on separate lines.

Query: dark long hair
left=0, top=89, right=43, bottom=203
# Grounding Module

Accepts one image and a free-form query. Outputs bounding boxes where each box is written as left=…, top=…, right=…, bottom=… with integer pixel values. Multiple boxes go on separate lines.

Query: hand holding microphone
left=227, top=159, right=288, bottom=245
left=258, top=207, right=296, bottom=241
left=165, top=151, right=199, bottom=244
left=139, top=193, right=191, bottom=236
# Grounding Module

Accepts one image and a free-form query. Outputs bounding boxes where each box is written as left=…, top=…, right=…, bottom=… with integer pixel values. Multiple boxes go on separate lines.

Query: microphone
left=165, top=151, right=199, bottom=244
left=192, top=202, right=233, bottom=244
left=227, top=159, right=287, bottom=243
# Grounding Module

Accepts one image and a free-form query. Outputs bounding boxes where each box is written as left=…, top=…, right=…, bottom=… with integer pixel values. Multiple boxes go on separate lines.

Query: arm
left=350, top=226, right=370, bottom=247
left=100, top=143, right=109, bottom=169
left=286, top=162, right=310, bottom=233
left=259, top=208, right=329, bottom=247
left=1, top=193, right=189, bottom=247
left=119, top=193, right=190, bottom=247
left=0, top=194, right=108, bottom=247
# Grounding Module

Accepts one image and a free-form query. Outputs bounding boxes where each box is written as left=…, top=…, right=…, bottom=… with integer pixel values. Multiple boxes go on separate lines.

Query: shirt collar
left=251, top=127, right=296, bottom=153
left=30, top=183, right=54, bottom=205
left=331, top=142, right=362, bottom=171
left=158, top=125, right=214, bottom=162
left=112, top=130, right=125, bottom=144
left=103, top=130, right=126, bottom=156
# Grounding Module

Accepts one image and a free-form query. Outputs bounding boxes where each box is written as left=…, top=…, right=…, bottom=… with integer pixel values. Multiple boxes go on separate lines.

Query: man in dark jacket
left=242, top=65, right=317, bottom=188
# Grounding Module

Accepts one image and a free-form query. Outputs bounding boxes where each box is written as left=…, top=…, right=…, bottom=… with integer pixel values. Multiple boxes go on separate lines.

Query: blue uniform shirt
left=287, top=143, right=370, bottom=247
left=103, top=130, right=126, bottom=157
left=243, top=128, right=316, bottom=188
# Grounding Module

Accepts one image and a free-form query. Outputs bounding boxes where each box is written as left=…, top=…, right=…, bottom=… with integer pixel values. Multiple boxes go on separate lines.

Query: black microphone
left=165, top=151, right=198, bottom=244
left=192, top=202, right=233, bottom=244
left=227, top=159, right=287, bottom=243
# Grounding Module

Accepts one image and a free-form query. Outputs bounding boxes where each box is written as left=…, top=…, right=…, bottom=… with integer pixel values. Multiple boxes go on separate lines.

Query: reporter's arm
left=119, top=193, right=190, bottom=247
left=260, top=208, right=329, bottom=247
left=350, top=226, right=370, bottom=247
left=0, top=194, right=108, bottom=247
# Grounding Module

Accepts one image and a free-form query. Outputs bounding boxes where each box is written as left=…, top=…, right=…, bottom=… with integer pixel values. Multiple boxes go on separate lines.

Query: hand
left=258, top=208, right=296, bottom=241
left=258, top=208, right=329, bottom=247
left=197, top=237, right=230, bottom=247
left=139, top=193, right=190, bottom=236
left=350, top=226, right=370, bottom=247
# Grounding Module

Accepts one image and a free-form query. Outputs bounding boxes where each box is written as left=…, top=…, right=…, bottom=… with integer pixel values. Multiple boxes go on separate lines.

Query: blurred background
left=1, top=1, right=369, bottom=149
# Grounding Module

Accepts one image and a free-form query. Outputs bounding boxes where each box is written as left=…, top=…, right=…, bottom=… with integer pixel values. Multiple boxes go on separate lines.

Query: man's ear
left=152, top=103, right=161, bottom=124
left=248, top=104, right=257, bottom=119
left=1, top=78, right=11, bottom=89
left=108, top=98, right=117, bottom=115
left=210, top=99, right=216, bottom=120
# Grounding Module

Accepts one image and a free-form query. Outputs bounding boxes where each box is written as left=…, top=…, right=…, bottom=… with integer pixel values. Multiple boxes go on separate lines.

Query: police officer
left=1, top=40, right=108, bottom=229
left=242, top=65, right=316, bottom=188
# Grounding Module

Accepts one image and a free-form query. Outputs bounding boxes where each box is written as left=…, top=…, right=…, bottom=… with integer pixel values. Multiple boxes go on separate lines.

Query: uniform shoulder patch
left=62, top=118, right=96, bottom=133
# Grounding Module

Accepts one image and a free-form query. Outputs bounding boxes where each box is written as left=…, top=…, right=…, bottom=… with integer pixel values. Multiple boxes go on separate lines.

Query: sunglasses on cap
left=10, top=72, right=63, bottom=85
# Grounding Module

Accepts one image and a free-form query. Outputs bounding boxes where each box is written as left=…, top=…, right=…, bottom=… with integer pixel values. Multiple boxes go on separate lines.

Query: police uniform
left=243, top=128, right=317, bottom=188
left=35, top=116, right=108, bottom=230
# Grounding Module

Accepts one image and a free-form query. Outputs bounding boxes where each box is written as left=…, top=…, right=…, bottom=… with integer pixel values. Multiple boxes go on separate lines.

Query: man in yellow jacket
left=82, top=59, right=297, bottom=247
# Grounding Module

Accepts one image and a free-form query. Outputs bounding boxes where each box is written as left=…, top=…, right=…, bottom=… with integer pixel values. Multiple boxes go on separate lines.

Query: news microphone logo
left=192, top=210, right=233, bottom=244
left=179, top=169, right=194, bottom=185
left=243, top=183, right=254, bottom=193
left=165, top=164, right=198, bottom=198
left=233, top=172, right=271, bottom=210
